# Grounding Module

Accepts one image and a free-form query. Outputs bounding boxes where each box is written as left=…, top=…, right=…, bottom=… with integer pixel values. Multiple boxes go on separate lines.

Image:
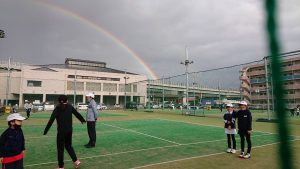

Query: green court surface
left=0, top=110, right=299, bottom=169
left=5, top=111, right=128, bottom=119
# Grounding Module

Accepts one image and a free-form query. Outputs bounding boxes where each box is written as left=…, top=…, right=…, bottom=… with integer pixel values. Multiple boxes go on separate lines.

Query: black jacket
left=44, top=104, right=86, bottom=135
left=223, top=111, right=236, bottom=129
left=0, top=127, right=25, bottom=158
left=235, top=109, right=252, bottom=131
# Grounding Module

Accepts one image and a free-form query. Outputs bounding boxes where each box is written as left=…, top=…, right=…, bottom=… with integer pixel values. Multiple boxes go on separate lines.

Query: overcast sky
left=0, top=0, right=299, bottom=80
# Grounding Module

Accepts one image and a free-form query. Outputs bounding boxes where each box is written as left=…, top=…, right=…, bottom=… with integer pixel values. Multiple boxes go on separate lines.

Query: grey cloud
left=0, top=0, right=299, bottom=80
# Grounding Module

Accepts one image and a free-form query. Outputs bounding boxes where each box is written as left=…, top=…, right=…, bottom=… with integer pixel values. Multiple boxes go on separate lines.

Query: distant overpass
left=147, top=80, right=241, bottom=103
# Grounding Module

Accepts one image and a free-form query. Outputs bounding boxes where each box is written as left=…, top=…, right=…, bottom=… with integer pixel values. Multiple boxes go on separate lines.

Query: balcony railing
left=251, top=95, right=268, bottom=100
left=250, top=78, right=266, bottom=84
left=247, top=70, right=266, bottom=76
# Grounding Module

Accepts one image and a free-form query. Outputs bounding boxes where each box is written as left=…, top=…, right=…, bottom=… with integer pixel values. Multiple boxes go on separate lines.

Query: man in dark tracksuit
left=44, top=95, right=86, bottom=169
left=235, top=101, right=252, bottom=159
left=85, top=93, right=98, bottom=148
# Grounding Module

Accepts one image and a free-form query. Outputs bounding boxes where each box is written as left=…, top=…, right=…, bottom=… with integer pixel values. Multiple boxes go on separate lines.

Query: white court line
left=25, top=129, right=124, bottom=139
left=24, top=132, right=274, bottom=167
left=130, top=138, right=300, bottom=169
left=102, top=123, right=181, bottom=145
left=156, top=118, right=277, bottom=135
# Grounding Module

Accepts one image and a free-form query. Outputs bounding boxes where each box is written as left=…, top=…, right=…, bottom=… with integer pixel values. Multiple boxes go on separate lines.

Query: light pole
left=162, top=76, right=165, bottom=110
left=193, top=82, right=197, bottom=107
left=180, top=47, right=193, bottom=111
left=73, top=70, right=77, bottom=106
left=5, top=57, right=11, bottom=107
left=1, top=30, right=8, bottom=106
left=264, top=57, right=271, bottom=120
left=255, top=89, right=260, bottom=109
left=124, top=71, right=129, bottom=110
left=147, top=79, right=151, bottom=110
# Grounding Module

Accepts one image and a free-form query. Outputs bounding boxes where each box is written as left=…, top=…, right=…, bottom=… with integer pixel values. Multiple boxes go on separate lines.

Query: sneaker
left=226, top=148, right=232, bottom=153
left=74, top=160, right=81, bottom=168
left=243, top=153, right=251, bottom=159
left=231, top=149, right=236, bottom=154
left=239, top=152, right=245, bottom=158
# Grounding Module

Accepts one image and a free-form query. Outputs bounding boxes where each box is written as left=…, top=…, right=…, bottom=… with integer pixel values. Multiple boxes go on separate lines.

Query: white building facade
left=0, top=58, right=148, bottom=107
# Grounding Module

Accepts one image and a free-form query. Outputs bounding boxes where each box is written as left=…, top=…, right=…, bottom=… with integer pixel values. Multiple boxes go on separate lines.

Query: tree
left=0, top=30, right=5, bottom=38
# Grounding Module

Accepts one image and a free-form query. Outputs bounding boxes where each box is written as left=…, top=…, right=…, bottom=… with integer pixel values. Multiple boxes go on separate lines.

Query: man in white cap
left=24, top=100, right=33, bottom=119
left=0, top=113, right=26, bottom=169
left=85, top=93, right=98, bottom=148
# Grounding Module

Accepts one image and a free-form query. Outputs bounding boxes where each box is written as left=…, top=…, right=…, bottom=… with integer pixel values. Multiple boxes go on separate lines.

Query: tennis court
left=0, top=110, right=293, bottom=169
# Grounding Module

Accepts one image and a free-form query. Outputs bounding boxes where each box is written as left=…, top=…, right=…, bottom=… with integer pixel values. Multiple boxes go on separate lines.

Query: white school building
left=0, top=58, right=148, bottom=107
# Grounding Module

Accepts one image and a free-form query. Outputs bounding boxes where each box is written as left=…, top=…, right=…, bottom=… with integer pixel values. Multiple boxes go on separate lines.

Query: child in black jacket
left=236, top=101, right=252, bottom=159
left=44, top=95, right=86, bottom=169
left=223, top=103, right=237, bottom=154
left=0, top=113, right=26, bottom=169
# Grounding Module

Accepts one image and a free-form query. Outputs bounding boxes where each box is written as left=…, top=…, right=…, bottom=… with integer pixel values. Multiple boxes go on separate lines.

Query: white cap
left=225, top=103, right=234, bottom=108
left=7, top=113, right=26, bottom=121
left=86, top=93, right=95, bottom=98
left=239, top=101, right=248, bottom=106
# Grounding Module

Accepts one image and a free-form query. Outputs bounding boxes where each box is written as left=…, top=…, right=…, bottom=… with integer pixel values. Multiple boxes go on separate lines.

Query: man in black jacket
left=44, top=95, right=86, bottom=169
left=235, top=101, right=252, bottom=159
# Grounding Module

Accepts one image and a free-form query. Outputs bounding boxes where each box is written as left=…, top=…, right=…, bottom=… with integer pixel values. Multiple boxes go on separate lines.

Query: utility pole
left=180, top=47, right=193, bottom=110
left=124, top=71, right=129, bottom=110
left=5, top=57, right=11, bottom=106
left=1, top=30, right=8, bottom=106
left=73, top=70, right=77, bottom=106
left=218, top=81, right=221, bottom=103
left=264, top=57, right=271, bottom=120
left=147, top=79, right=151, bottom=110
left=162, top=76, right=165, bottom=110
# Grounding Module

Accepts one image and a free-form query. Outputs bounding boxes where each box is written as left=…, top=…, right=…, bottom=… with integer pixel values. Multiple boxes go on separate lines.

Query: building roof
left=31, top=67, right=58, bottom=72
left=33, top=64, right=138, bottom=75
left=31, top=58, right=138, bottom=75
left=65, top=58, right=106, bottom=67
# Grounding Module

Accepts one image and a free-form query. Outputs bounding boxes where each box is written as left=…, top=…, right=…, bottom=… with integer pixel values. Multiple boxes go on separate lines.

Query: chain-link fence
left=1, top=51, right=300, bottom=116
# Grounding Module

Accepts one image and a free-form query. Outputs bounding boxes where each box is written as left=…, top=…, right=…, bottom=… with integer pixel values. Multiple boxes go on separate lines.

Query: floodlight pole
left=181, top=47, right=193, bottom=109
left=264, top=57, right=271, bottom=120
left=124, top=71, right=129, bottom=110
left=73, top=70, right=77, bottom=106
left=1, top=30, right=9, bottom=107
left=255, top=89, right=260, bottom=109
left=193, top=82, right=197, bottom=107
left=162, top=76, right=165, bottom=110
left=5, top=57, right=11, bottom=107
left=148, top=79, right=151, bottom=109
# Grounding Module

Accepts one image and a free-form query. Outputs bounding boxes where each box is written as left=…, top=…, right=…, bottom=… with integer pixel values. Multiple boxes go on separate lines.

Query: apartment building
left=240, top=53, right=300, bottom=109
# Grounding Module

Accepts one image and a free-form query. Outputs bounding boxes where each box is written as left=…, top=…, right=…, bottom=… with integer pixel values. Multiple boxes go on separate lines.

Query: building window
left=103, top=83, right=117, bottom=92
left=86, top=82, right=101, bottom=91
left=67, top=75, right=120, bottom=82
left=133, top=84, right=137, bottom=92
left=119, top=84, right=131, bottom=92
left=67, top=81, right=84, bottom=91
left=27, top=80, right=42, bottom=87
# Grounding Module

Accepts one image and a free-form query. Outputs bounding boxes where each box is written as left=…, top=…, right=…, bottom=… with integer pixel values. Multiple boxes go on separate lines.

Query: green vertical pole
left=265, top=0, right=293, bottom=169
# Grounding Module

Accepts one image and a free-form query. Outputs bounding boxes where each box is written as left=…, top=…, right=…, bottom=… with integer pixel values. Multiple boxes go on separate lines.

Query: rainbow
left=33, top=0, right=158, bottom=79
